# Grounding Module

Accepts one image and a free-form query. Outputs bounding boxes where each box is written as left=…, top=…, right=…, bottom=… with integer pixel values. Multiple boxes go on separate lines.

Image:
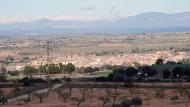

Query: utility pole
left=47, top=40, right=52, bottom=75
left=46, top=40, right=52, bottom=85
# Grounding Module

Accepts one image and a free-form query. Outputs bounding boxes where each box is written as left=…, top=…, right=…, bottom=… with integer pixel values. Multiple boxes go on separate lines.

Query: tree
left=38, top=64, right=47, bottom=74
left=111, top=104, right=121, bottom=107
left=64, top=77, right=72, bottom=94
left=24, top=66, right=37, bottom=78
left=20, top=57, right=30, bottom=63
left=128, top=88, right=137, bottom=97
left=121, top=99, right=131, bottom=107
left=172, top=67, right=186, bottom=79
left=48, top=64, right=61, bottom=74
left=33, top=92, right=48, bottom=103
left=0, top=89, right=7, bottom=105
left=178, top=59, right=190, bottom=64
left=55, top=88, right=63, bottom=99
left=61, top=92, right=71, bottom=102
left=155, top=59, right=164, bottom=65
left=185, top=90, right=190, bottom=107
left=155, top=88, right=165, bottom=103
left=176, top=87, right=186, bottom=97
left=166, top=61, right=176, bottom=64
left=5, top=55, right=14, bottom=64
left=170, top=96, right=179, bottom=104
left=79, top=88, right=88, bottom=100
left=59, top=63, right=64, bottom=72
left=99, top=96, right=110, bottom=107
left=105, top=89, right=112, bottom=98
left=141, top=66, right=157, bottom=77
left=125, top=67, right=138, bottom=77
left=63, top=63, right=75, bottom=73
left=83, top=67, right=94, bottom=73
left=112, top=72, right=125, bottom=82
left=112, top=92, right=121, bottom=103
left=162, top=69, right=171, bottom=79
left=71, top=97, right=85, bottom=107
left=107, top=73, right=114, bottom=81
left=131, top=97, right=143, bottom=107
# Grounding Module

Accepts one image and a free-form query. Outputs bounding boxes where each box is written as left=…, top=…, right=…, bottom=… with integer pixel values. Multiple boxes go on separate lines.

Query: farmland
left=0, top=32, right=190, bottom=68
left=2, top=82, right=190, bottom=107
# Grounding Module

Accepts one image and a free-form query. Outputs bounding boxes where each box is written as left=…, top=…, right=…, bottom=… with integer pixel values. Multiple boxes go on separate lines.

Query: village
left=0, top=49, right=189, bottom=73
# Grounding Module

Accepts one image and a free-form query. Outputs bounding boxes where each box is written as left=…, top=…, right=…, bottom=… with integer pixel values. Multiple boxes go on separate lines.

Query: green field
left=91, top=70, right=113, bottom=77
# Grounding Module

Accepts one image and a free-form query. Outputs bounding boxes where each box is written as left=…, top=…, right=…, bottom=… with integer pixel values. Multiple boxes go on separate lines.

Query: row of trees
left=107, top=64, right=190, bottom=82
left=155, top=58, right=190, bottom=65
left=24, top=63, right=75, bottom=77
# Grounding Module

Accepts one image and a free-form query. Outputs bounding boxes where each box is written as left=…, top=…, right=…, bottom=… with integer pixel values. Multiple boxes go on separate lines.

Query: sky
left=0, top=0, right=190, bottom=23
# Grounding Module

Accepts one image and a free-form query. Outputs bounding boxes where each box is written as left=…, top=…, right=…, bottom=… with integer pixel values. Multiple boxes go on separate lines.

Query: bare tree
left=0, top=89, right=7, bottom=105
left=79, top=88, right=88, bottom=100
left=55, top=88, right=63, bottom=99
left=128, top=88, right=136, bottom=97
left=155, top=88, right=165, bottom=104
left=71, top=97, right=85, bottom=107
left=61, top=92, right=71, bottom=102
left=99, top=96, right=110, bottom=107
left=112, top=92, right=121, bottom=103
left=33, top=92, right=48, bottom=103
left=105, top=88, right=112, bottom=98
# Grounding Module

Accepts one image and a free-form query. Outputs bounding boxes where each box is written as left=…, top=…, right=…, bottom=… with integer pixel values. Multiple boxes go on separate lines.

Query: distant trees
left=23, top=63, right=75, bottom=76
left=141, top=66, right=157, bottom=77
left=48, top=64, right=61, bottom=74
left=172, top=67, right=186, bottom=78
left=162, top=69, right=171, bottom=79
left=21, top=58, right=190, bottom=82
left=83, top=67, right=94, bottom=73
left=19, top=57, right=30, bottom=63
left=110, top=66, right=139, bottom=82
left=4, top=55, right=14, bottom=64
left=155, top=59, right=164, bottom=65
left=62, top=63, right=75, bottom=73
left=102, top=64, right=113, bottom=70
left=23, top=66, right=38, bottom=78
left=125, top=67, right=138, bottom=77
left=46, top=63, right=75, bottom=74
left=178, top=59, right=190, bottom=64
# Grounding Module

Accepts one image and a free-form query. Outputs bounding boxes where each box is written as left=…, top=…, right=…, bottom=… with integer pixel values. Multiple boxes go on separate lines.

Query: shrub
left=170, top=96, right=179, bottom=100
left=111, top=104, right=121, bottom=107
left=121, top=99, right=131, bottom=107
left=131, top=97, right=143, bottom=107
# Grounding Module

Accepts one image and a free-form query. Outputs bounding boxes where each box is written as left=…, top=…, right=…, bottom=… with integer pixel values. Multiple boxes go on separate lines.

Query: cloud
left=80, top=6, right=96, bottom=11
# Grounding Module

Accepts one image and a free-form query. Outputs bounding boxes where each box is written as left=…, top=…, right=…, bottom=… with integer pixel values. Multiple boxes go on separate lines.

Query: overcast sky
left=0, top=0, right=190, bottom=23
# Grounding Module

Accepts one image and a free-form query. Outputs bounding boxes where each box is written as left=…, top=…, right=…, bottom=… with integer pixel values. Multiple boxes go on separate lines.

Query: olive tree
left=71, top=97, right=85, bottom=107
left=61, top=92, right=71, bottom=102
left=131, top=97, right=143, bottom=107
left=99, top=96, right=110, bottom=107
left=33, top=92, right=48, bottom=103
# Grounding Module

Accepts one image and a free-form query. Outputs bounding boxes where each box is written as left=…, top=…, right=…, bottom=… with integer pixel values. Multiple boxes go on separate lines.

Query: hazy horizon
left=0, top=0, right=190, bottom=23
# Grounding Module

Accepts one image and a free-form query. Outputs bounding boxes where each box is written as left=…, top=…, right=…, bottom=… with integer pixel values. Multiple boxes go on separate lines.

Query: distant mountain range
left=0, top=12, right=190, bottom=35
